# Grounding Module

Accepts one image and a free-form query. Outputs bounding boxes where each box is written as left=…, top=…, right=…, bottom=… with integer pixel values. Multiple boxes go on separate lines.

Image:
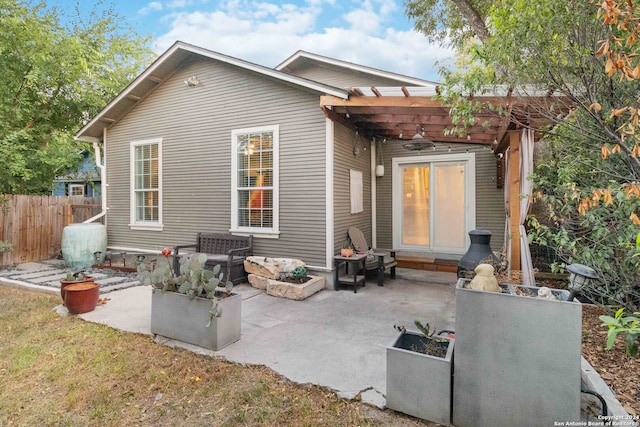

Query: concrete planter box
left=151, top=289, right=241, bottom=351
left=386, top=331, right=454, bottom=425
left=453, top=278, right=582, bottom=427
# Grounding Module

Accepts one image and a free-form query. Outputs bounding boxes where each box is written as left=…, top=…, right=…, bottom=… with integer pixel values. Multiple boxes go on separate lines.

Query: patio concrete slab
left=213, top=278, right=456, bottom=406
left=69, top=285, right=152, bottom=335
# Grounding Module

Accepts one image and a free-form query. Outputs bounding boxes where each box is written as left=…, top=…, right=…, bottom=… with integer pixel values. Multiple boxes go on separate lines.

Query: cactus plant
left=138, top=251, right=234, bottom=327
left=393, top=320, right=448, bottom=357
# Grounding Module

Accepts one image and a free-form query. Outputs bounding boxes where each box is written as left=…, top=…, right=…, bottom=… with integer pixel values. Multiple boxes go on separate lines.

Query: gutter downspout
left=83, top=129, right=107, bottom=223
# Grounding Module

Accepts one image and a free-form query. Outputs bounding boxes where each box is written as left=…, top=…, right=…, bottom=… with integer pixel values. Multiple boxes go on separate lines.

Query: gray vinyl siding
left=105, top=57, right=328, bottom=266
left=333, top=123, right=372, bottom=253
left=375, top=142, right=504, bottom=259
left=286, top=62, right=417, bottom=89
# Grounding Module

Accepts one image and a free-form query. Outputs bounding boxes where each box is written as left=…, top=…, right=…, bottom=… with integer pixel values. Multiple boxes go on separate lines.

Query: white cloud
left=151, top=1, right=453, bottom=81
left=168, top=0, right=194, bottom=8
left=343, top=8, right=381, bottom=34
left=138, top=2, right=164, bottom=15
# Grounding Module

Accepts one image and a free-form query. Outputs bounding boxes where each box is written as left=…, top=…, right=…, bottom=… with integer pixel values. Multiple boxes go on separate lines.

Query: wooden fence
left=0, top=195, right=102, bottom=266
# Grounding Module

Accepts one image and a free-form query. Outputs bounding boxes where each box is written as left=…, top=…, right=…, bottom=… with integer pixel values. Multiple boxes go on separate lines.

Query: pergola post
left=508, top=130, right=521, bottom=271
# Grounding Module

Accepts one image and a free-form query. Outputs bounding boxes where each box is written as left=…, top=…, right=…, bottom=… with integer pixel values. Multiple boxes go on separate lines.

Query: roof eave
left=276, top=50, right=439, bottom=87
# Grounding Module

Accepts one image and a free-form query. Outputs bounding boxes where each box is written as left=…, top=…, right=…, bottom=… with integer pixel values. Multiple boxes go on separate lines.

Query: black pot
left=457, top=229, right=498, bottom=277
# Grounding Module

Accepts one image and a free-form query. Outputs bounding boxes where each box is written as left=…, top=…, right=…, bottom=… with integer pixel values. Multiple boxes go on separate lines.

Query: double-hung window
left=130, top=138, right=163, bottom=230
left=231, top=125, right=279, bottom=237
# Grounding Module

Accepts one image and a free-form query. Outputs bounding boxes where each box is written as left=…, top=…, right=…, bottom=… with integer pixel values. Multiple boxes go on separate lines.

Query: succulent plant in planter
left=340, top=238, right=354, bottom=257
left=174, top=253, right=234, bottom=324
left=387, top=319, right=455, bottom=425
left=137, top=250, right=234, bottom=326
left=393, top=321, right=450, bottom=358
left=140, top=248, right=241, bottom=351
left=60, top=270, right=95, bottom=302
left=277, top=266, right=311, bottom=284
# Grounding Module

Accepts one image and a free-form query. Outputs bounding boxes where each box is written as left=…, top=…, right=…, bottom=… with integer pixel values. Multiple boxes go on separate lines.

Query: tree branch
left=451, top=0, right=490, bottom=41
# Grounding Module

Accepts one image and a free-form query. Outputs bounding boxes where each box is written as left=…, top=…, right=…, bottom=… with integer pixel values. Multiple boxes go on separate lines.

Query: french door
left=392, top=153, right=475, bottom=255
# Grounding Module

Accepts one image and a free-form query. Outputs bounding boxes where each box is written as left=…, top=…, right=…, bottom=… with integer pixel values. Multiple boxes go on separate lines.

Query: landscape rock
left=247, top=273, right=269, bottom=290
left=266, top=276, right=325, bottom=301
left=244, top=257, right=306, bottom=279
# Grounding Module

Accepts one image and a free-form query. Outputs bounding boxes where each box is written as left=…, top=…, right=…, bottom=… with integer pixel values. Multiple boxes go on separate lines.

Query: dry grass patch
left=0, top=285, right=429, bottom=426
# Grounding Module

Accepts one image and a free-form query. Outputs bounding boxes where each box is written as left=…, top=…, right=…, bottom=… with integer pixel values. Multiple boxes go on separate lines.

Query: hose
left=581, top=387, right=608, bottom=417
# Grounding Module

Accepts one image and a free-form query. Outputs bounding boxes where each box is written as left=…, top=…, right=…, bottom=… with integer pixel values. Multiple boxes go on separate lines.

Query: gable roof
left=75, top=41, right=350, bottom=141
left=276, top=50, right=438, bottom=87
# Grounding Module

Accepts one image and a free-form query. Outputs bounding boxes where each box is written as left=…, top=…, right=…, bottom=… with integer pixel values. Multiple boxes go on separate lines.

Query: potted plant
left=386, top=321, right=454, bottom=425
left=138, top=248, right=241, bottom=351
left=340, top=238, right=354, bottom=257
left=64, top=282, right=101, bottom=314
left=60, top=271, right=95, bottom=302
left=266, top=266, right=326, bottom=300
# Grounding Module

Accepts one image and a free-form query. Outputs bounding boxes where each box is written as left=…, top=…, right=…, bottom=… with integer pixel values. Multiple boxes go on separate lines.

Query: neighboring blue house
left=53, top=151, right=101, bottom=197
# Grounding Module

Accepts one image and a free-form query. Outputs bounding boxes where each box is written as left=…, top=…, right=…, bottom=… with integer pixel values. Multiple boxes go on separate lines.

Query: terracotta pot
left=341, top=248, right=354, bottom=257
left=60, top=276, right=94, bottom=302
left=64, top=283, right=100, bottom=314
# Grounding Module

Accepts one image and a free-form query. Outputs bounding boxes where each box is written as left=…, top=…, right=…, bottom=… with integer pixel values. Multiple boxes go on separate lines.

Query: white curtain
left=519, top=129, right=535, bottom=286
left=503, top=129, right=535, bottom=286
left=504, top=147, right=511, bottom=277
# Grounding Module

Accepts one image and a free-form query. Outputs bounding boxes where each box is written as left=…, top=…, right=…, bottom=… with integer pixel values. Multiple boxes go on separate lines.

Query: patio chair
left=347, top=226, right=397, bottom=286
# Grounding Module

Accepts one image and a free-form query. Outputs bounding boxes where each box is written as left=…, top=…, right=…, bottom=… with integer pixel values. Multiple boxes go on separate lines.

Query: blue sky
left=51, top=0, right=454, bottom=81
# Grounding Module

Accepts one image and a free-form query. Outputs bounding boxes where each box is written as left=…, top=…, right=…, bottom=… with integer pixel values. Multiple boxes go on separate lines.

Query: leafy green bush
left=527, top=127, right=640, bottom=312
left=600, top=308, right=640, bottom=357
left=0, top=241, right=12, bottom=252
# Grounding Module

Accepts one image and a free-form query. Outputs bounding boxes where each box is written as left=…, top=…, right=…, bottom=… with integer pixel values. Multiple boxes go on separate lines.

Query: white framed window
left=392, top=153, right=475, bottom=255
left=231, top=125, right=279, bottom=238
left=350, top=169, right=363, bottom=214
left=69, top=184, right=85, bottom=196
left=130, top=138, right=163, bottom=231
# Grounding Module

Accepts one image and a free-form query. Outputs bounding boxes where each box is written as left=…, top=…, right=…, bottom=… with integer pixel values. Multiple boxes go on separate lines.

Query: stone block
left=248, top=273, right=268, bottom=290
left=244, top=256, right=306, bottom=279
left=266, top=276, right=325, bottom=300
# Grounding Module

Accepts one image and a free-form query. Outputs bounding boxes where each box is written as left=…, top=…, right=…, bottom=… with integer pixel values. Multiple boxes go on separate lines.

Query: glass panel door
left=401, top=165, right=430, bottom=246
left=395, top=155, right=473, bottom=254
left=433, top=162, right=466, bottom=249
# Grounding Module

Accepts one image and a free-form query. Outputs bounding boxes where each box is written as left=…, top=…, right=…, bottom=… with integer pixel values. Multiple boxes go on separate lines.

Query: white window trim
left=129, top=138, right=163, bottom=231
left=69, top=184, right=85, bottom=196
left=392, top=152, right=476, bottom=255
left=230, top=125, right=280, bottom=238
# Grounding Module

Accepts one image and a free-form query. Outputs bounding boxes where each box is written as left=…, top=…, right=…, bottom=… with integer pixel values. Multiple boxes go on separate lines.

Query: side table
left=334, top=253, right=367, bottom=293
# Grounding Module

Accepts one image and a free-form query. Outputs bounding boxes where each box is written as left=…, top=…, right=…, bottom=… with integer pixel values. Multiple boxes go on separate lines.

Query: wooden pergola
left=320, top=86, right=569, bottom=269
